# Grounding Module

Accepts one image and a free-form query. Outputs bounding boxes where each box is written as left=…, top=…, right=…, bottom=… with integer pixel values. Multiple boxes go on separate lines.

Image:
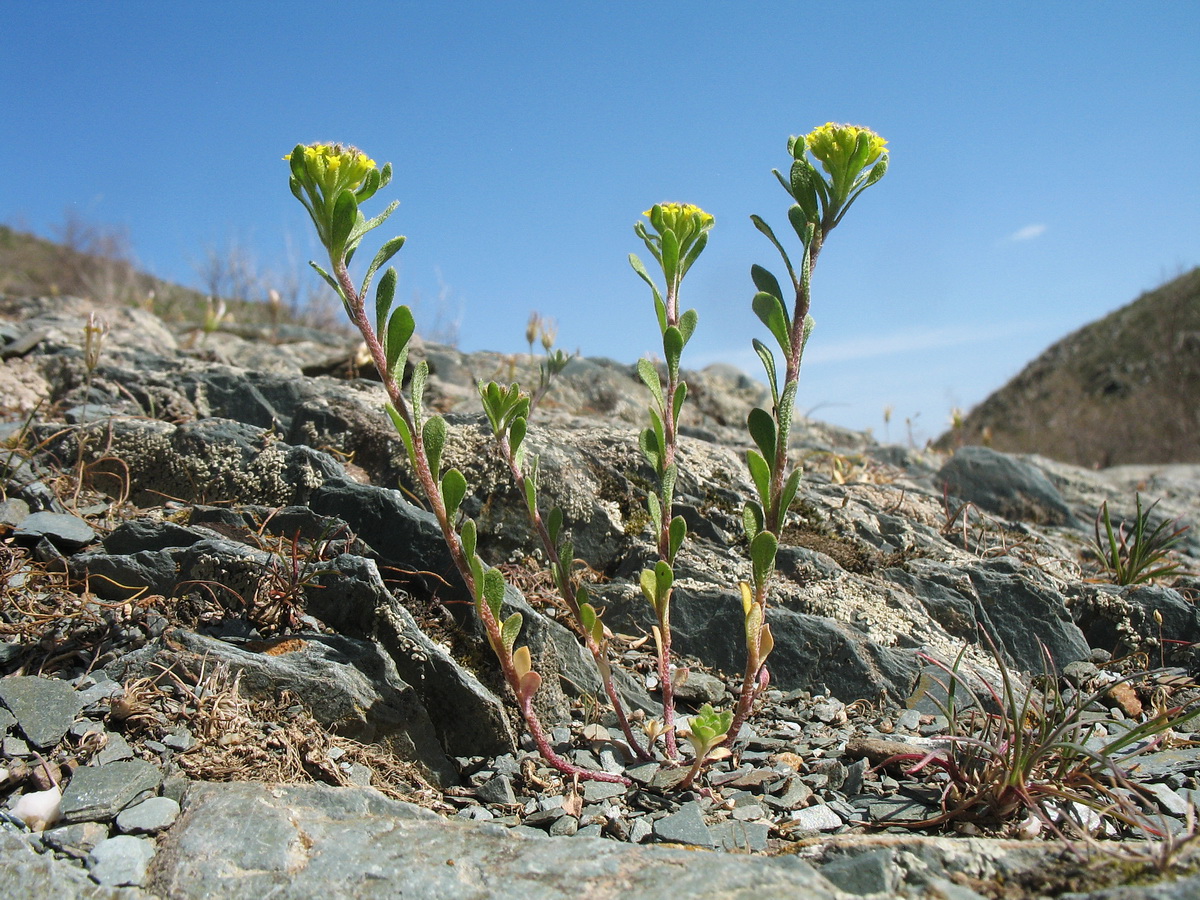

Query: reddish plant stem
left=334, top=261, right=628, bottom=785
left=728, top=233, right=827, bottom=746
left=493, top=432, right=651, bottom=761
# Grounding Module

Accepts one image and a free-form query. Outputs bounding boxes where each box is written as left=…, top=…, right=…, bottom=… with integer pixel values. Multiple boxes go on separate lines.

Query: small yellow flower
left=286, top=142, right=378, bottom=202
left=643, top=203, right=715, bottom=233
left=804, top=123, right=888, bottom=175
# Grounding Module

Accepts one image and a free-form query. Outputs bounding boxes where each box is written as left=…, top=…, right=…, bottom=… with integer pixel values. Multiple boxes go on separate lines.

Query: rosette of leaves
left=678, top=704, right=734, bottom=789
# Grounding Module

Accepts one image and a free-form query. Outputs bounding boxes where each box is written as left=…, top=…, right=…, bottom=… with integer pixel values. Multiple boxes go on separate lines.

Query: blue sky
left=5, top=2, right=1198, bottom=442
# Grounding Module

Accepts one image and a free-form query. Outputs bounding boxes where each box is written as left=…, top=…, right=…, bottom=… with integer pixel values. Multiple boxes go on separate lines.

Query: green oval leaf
left=752, top=292, right=792, bottom=358
left=746, top=449, right=771, bottom=510
left=501, top=612, right=522, bottom=654
left=747, top=407, right=776, bottom=463
left=663, top=326, right=684, bottom=377
left=637, top=357, right=664, bottom=410
left=483, top=567, right=506, bottom=620
left=668, top=515, right=687, bottom=560
left=460, top=517, right=477, bottom=560
left=441, top=467, right=467, bottom=519
left=750, top=530, right=778, bottom=590
left=422, top=415, right=446, bottom=481
left=678, top=308, right=698, bottom=346
left=750, top=265, right=784, bottom=304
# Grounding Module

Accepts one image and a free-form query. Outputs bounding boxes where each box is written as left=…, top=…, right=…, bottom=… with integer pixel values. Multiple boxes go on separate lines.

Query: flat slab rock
left=150, top=782, right=841, bottom=900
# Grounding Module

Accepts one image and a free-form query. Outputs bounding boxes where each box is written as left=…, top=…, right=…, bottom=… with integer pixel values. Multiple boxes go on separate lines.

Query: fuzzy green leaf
left=441, top=468, right=468, bottom=520
left=508, top=416, right=527, bottom=456
left=646, top=491, right=662, bottom=533
left=501, top=612, right=522, bottom=654
left=746, top=449, right=771, bottom=510
left=547, top=507, right=563, bottom=548
left=639, top=567, right=658, bottom=609
left=749, top=215, right=797, bottom=289
left=779, top=467, right=803, bottom=520
left=308, top=261, right=343, bottom=300
left=672, top=381, right=687, bottom=425
left=743, top=502, right=764, bottom=542
left=655, top=560, right=674, bottom=597
left=752, top=339, right=779, bottom=408
left=523, top=476, right=537, bottom=518
left=777, top=380, right=798, bottom=447
left=410, top=360, right=429, bottom=428
left=668, top=515, right=687, bottom=560
left=483, top=567, right=506, bottom=621
left=750, top=530, right=778, bottom=590
left=789, top=159, right=821, bottom=225
left=330, top=189, right=358, bottom=253
left=363, top=234, right=406, bottom=304
left=422, top=415, right=446, bottom=481
left=639, top=427, right=661, bottom=473
left=661, top=228, right=680, bottom=284
left=384, top=402, right=415, bottom=465
left=752, top=292, right=792, bottom=359
left=460, top=517, right=477, bottom=560
left=663, top=326, right=684, bottom=377
left=637, top=357, right=664, bottom=410
left=750, top=265, right=785, bottom=304
left=629, top=253, right=665, bottom=328
left=747, top=407, right=776, bottom=464
left=385, top=304, right=414, bottom=383
left=678, top=308, right=698, bottom=346
left=374, top=266, right=398, bottom=336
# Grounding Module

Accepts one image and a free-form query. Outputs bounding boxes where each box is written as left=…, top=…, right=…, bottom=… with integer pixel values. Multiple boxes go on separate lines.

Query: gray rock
left=105, top=628, right=458, bottom=788
left=817, top=848, right=899, bottom=896
left=673, top=669, right=727, bottom=706
left=59, top=760, right=163, bottom=824
left=87, top=834, right=156, bottom=887
left=936, top=445, right=1074, bottom=526
left=12, top=511, right=97, bottom=550
left=0, top=497, right=30, bottom=528
left=0, top=675, right=83, bottom=749
left=115, top=796, right=180, bottom=834
left=475, top=774, right=517, bottom=806
left=152, top=781, right=843, bottom=899
left=40, top=820, right=111, bottom=858
left=652, top=800, right=713, bottom=847
left=711, top=820, right=770, bottom=853
left=789, top=804, right=844, bottom=832
left=582, top=780, right=626, bottom=802
left=0, top=831, right=151, bottom=899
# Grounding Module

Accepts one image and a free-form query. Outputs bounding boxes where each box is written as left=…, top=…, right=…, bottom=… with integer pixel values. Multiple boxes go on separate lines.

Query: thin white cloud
left=691, top=321, right=1048, bottom=373
left=1007, top=223, right=1047, bottom=242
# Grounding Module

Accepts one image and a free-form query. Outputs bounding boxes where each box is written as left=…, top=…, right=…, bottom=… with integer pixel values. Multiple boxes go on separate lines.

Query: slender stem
left=334, top=260, right=626, bottom=784
left=492, top=431, right=651, bottom=761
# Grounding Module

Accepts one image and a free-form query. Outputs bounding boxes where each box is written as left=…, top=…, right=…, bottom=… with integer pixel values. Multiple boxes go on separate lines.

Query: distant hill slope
left=0, top=223, right=344, bottom=333
left=938, top=267, right=1200, bottom=468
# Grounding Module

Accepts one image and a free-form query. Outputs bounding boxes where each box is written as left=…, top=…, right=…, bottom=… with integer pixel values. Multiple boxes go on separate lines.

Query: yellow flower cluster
left=803, top=123, right=888, bottom=174
left=644, top=202, right=715, bottom=233
left=285, top=143, right=377, bottom=199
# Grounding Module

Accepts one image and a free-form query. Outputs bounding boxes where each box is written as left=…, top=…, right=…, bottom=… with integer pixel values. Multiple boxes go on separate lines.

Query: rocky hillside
left=939, top=267, right=1200, bottom=467
left=3, top=292, right=1200, bottom=898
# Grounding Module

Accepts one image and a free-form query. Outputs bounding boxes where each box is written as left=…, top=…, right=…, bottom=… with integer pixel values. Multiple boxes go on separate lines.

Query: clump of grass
left=884, top=639, right=1200, bottom=850
left=1094, top=494, right=1190, bottom=585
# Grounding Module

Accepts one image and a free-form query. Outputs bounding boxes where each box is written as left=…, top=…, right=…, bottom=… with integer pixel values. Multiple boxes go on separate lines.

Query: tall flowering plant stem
left=728, top=124, right=889, bottom=744
left=287, top=143, right=628, bottom=785
left=478, top=381, right=652, bottom=761
left=629, top=203, right=714, bottom=759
